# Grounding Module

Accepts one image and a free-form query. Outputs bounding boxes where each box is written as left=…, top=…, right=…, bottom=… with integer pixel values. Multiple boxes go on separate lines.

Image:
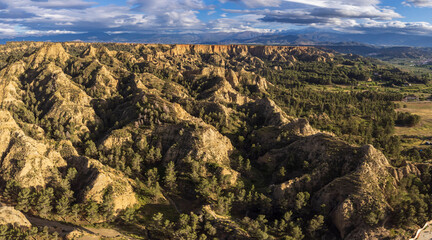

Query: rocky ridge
left=0, top=42, right=420, bottom=239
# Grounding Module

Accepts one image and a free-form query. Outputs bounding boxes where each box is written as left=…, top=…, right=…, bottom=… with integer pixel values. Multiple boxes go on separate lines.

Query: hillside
left=0, top=42, right=431, bottom=239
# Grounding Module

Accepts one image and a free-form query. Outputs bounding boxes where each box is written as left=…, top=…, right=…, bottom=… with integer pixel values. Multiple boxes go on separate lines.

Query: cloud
left=221, top=0, right=404, bottom=35
left=310, top=6, right=400, bottom=20
left=0, top=22, right=83, bottom=39
left=219, top=0, right=281, bottom=8
left=355, top=20, right=432, bottom=34
left=283, top=0, right=381, bottom=7
left=128, top=0, right=207, bottom=11
left=0, top=0, right=97, bottom=9
left=127, top=0, right=206, bottom=29
left=24, top=29, right=84, bottom=35
left=0, top=0, right=430, bottom=40
left=403, top=0, right=432, bottom=7
left=0, top=23, right=18, bottom=38
left=0, top=0, right=206, bottom=38
left=208, top=14, right=277, bottom=33
left=0, top=9, right=36, bottom=19
left=229, top=4, right=400, bottom=26
left=30, top=0, right=97, bottom=9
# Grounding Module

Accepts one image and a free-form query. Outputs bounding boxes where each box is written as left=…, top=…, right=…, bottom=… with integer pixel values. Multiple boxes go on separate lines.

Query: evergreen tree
left=36, top=188, right=54, bottom=217
left=85, top=201, right=99, bottom=222
left=164, top=161, right=177, bottom=190
left=56, top=196, right=70, bottom=216
left=16, top=188, right=31, bottom=212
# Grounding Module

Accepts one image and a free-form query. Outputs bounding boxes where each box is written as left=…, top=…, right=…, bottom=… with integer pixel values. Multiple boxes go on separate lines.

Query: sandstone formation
left=0, top=42, right=422, bottom=239
left=0, top=110, right=66, bottom=188
left=70, top=157, right=138, bottom=212
left=0, top=205, right=31, bottom=228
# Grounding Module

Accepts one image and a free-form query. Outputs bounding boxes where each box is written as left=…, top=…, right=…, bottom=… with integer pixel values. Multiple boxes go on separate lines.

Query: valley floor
left=395, top=101, right=432, bottom=145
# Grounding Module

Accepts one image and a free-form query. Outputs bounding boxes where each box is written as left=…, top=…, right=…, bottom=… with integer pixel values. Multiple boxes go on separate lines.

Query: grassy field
left=395, top=101, right=432, bottom=144
left=310, top=82, right=432, bottom=99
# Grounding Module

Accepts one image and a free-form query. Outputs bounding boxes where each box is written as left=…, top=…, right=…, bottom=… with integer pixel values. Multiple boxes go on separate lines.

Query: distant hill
left=4, top=30, right=432, bottom=48
left=321, top=44, right=432, bottom=60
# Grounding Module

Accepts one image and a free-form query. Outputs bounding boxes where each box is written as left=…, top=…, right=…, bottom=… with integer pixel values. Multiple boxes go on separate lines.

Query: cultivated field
left=395, top=101, right=432, bottom=140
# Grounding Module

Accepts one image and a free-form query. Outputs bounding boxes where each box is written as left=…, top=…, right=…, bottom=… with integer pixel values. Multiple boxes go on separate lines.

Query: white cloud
left=0, top=0, right=206, bottom=38
left=219, top=0, right=281, bottom=8
left=0, top=23, right=18, bottom=38
left=359, top=20, right=432, bottom=33
left=403, top=0, right=432, bottom=7
left=0, top=0, right=97, bottom=9
left=208, top=13, right=281, bottom=33
left=24, top=29, right=84, bottom=35
left=0, top=0, right=430, bottom=40
left=126, top=0, right=206, bottom=29
left=281, top=0, right=380, bottom=7
left=222, top=0, right=403, bottom=35
left=128, top=0, right=207, bottom=11
left=0, top=22, right=83, bottom=39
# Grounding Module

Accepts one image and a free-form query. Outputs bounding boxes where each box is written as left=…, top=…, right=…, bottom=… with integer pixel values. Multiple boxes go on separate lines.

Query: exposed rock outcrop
left=0, top=204, right=31, bottom=228
left=29, top=43, right=70, bottom=67
left=0, top=110, right=66, bottom=188
left=0, top=61, right=25, bottom=107
left=35, top=63, right=102, bottom=134
left=160, top=123, right=234, bottom=166
left=202, top=79, right=250, bottom=105
left=70, top=157, right=137, bottom=212
left=270, top=133, right=394, bottom=239
left=249, top=98, right=294, bottom=126
left=0, top=42, right=417, bottom=238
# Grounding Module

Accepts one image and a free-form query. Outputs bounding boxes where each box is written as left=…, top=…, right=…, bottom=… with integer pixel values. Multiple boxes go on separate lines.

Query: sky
left=0, top=0, right=432, bottom=41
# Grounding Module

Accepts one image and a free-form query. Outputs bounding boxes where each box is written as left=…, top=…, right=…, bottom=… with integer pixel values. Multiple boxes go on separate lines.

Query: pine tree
left=85, top=201, right=99, bottom=222
left=122, top=207, right=135, bottom=222
left=307, top=215, right=324, bottom=237
left=4, top=180, right=20, bottom=200
left=84, top=140, right=98, bottom=157
left=131, top=153, right=142, bottom=173
left=244, top=159, right=251, bottom=172
left=71, top=204, right=80, bottom=221
left=164, top=161, right=177, bottom=191
left=16, top=188, right=31, bottom=212
left=101, top=187, right=115, bottom=221
left=190, top=161, right=200, bottom=182
left=36, top=188, right=54, bottom=217
left=146, top=168, right=160, bottom=190
left=56, top=196, right=70, bottom=216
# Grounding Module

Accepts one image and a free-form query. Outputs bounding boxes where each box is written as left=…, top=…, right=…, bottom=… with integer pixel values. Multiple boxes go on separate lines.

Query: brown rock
left=71, top=157, right=138, bottom=212
left=0, top=110, right=66, bottom=188
left=0, top=205, right=31, bottom=228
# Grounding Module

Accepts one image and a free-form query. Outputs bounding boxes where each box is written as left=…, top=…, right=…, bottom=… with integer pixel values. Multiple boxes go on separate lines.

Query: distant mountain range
left=3, top=30, right=432, bottom=54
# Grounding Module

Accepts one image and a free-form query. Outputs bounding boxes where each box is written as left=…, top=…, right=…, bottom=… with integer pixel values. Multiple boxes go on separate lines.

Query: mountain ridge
left=0, top=41, right=429, bottom=239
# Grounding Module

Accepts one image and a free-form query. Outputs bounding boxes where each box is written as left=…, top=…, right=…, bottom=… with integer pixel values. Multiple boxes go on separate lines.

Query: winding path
left=410, top=220, right=432, bottom=240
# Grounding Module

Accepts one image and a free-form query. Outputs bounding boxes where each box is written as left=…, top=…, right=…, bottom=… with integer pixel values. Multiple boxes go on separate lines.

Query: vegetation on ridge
left=0, top=42, right=431, bottom=239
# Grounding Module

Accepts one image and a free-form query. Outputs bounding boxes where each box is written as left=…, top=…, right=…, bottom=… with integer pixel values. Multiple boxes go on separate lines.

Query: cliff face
left=168, top=44, right=334, bottom=60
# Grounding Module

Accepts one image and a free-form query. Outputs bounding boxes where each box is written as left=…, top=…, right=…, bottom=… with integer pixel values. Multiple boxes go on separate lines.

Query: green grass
left=395, top=101, right=432, bottom=143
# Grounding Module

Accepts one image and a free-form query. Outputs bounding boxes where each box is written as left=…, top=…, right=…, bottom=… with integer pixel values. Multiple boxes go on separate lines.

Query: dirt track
left=26, top=215, right=131, bottom=239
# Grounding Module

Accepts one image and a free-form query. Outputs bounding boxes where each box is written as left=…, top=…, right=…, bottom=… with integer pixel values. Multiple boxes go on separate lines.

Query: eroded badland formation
left=0, top=42, right=428, bottom=239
